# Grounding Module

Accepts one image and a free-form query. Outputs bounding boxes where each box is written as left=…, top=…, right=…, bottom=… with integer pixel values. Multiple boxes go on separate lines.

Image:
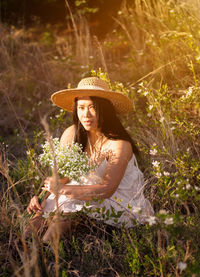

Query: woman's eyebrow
left=77, top=104, right=94, bottom=107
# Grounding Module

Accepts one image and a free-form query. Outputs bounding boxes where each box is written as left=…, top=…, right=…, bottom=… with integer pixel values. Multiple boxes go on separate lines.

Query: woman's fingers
left=34, top=196, right=42, bottom=211
left=27, top=196, right=42, bottom=214
left=27, top=206, right=32, bottom=214
left=43, top=177, right=56, bottom=194
left=42, top=180, right=50, bottom=192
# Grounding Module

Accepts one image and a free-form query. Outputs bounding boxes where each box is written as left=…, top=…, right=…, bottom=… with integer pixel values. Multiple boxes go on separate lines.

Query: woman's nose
left=83, top=108, right=90, bottom=117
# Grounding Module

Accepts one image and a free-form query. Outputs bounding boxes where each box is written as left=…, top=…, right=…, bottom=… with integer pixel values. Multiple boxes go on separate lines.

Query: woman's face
left=77, top=97, right=98, bottom=132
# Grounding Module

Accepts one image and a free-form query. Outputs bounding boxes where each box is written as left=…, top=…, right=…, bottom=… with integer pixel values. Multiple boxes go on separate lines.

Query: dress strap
left=132, top=154, right=139, bottom=168
left=88, top=137, right=96, bottom=165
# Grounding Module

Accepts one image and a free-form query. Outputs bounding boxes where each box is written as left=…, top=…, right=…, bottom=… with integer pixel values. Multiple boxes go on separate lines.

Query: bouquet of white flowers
left=39, top=138, right=93, bottom=182
left=26, top=138, right=95, bottom=218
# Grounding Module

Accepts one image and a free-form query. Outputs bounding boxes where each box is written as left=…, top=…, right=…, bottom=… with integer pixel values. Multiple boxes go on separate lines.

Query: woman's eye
left=89, top=105, right=95, bottom=110
left=78, top=106, right=84, bottom=110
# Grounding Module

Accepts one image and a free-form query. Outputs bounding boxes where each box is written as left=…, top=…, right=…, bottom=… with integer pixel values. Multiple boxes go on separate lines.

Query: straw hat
left=51, top=77, right=133, bottom=114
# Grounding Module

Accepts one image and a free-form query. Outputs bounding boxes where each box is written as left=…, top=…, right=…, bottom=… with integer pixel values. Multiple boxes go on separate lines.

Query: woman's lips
left=83, top=120, right=92, bottom=126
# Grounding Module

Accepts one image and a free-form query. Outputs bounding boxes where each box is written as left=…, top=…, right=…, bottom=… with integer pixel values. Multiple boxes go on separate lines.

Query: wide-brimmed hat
left=51, top=77, right=133, bottom=114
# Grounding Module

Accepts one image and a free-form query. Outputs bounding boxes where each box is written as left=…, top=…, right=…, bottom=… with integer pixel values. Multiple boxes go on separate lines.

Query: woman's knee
left=42, top=216, right=72, bottom=243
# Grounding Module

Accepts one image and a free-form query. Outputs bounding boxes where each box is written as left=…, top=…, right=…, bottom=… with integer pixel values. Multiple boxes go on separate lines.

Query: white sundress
left=43, top=151, right=154, bottom=227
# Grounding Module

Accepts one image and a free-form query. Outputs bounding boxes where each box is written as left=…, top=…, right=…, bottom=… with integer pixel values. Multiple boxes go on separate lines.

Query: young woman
left=26, top=77, right=154, bottom=242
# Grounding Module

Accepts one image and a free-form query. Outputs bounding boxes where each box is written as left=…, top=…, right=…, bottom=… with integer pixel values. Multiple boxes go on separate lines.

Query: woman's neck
left=88, top=130, right=103, bottom=147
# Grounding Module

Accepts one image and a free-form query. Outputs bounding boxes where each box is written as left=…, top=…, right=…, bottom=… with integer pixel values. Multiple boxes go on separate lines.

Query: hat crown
left=77, top=77, right=110, bottom=91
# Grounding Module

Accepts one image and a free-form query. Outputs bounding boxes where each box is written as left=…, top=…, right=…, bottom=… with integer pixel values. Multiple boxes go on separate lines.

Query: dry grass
left=0, top=0, right=200, bottom=275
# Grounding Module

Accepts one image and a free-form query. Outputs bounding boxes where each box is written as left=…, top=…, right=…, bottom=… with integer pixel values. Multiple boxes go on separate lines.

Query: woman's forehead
left=77, top=96, right=93, bottom=104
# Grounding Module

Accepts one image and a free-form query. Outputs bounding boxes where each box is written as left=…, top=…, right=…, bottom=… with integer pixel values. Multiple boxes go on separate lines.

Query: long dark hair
left=73, top=96, right=139, bottom=156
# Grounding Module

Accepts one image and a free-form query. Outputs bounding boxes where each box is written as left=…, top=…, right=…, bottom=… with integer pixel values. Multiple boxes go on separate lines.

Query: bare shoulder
left=106, top=139, right=133, bottom=161
left=60, top=125, right=76, bottom=146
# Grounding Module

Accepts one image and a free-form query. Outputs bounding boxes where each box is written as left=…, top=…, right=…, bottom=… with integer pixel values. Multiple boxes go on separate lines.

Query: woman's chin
left=84, top=126, right=94, bottom=131
left=83, top=124, right=96, bottom=131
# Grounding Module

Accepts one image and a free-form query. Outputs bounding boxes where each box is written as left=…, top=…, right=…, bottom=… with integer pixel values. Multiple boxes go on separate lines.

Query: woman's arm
left=43, top=140, right=133, bottom=201
left=60, top=124, right=76, bottom=147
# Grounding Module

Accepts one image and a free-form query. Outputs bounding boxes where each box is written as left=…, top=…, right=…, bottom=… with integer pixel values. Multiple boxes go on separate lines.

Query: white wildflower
left=194, top=186, right=200, bottom=191
left=178, top=261, right=187, bottom=271
left=159, top=209, right=168, bottom=215
left=164, top=217, right=174, bottom=225
left=175, top=194, right=179, bottom=198
left=185, top=86, right=193, bottom=97
left=195, top=55, right=200, bottom=62
left=152, top=161, right=160, bottom=168
left=146, top=216, right=156, bottom=226
left=156, top=172, right=162, bottom=178
left=118, top=82, right=123, bottom=87
left=150, top=149, right=157, bottom=155
left=132, top=207, right=142, bottom=213
left=42, top=212, right=50, bottom=219
left=149, top=105, right=154, bottom=110
left=159, top=117, right=165, bottom=123
left=163, top=171, right=170, bottom=177
left=186, top=184, right=191, bottom=190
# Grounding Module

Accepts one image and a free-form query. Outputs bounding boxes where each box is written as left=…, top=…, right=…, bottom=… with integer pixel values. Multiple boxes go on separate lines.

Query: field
left=0, top=0, right=200, bottom=276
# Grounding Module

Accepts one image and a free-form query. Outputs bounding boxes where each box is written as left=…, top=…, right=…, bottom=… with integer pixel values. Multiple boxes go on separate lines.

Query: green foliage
left=40, top=31, right=55, bottom=46
left=1, top=0, right=200, bottom=275
left=75, top=0, right=99, bottom=15
left=9, top=147, right=43, bottom=199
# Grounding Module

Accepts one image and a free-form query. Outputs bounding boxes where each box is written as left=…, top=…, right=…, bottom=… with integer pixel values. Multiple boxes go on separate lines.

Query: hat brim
left=51, top=88, right=133, bottom=114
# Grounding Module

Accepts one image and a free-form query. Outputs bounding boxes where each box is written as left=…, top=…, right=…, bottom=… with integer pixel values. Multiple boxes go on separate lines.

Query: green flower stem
left=38, top=189, right=48, bottom=204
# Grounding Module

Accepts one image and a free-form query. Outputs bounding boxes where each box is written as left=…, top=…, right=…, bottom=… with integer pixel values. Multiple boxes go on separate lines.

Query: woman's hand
left=42, top=176, right=68, bottom=195
left=27, top=196, right=43, bottom=214
left=42, top=176, right=57, bottom=195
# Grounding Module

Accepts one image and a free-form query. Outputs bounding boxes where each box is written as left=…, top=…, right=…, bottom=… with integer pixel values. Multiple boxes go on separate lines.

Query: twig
left=40, top=116, right=60, bottom=277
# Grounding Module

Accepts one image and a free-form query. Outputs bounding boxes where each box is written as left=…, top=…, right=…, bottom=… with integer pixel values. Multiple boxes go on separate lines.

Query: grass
left=0, top=0, right=200, bottom=276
